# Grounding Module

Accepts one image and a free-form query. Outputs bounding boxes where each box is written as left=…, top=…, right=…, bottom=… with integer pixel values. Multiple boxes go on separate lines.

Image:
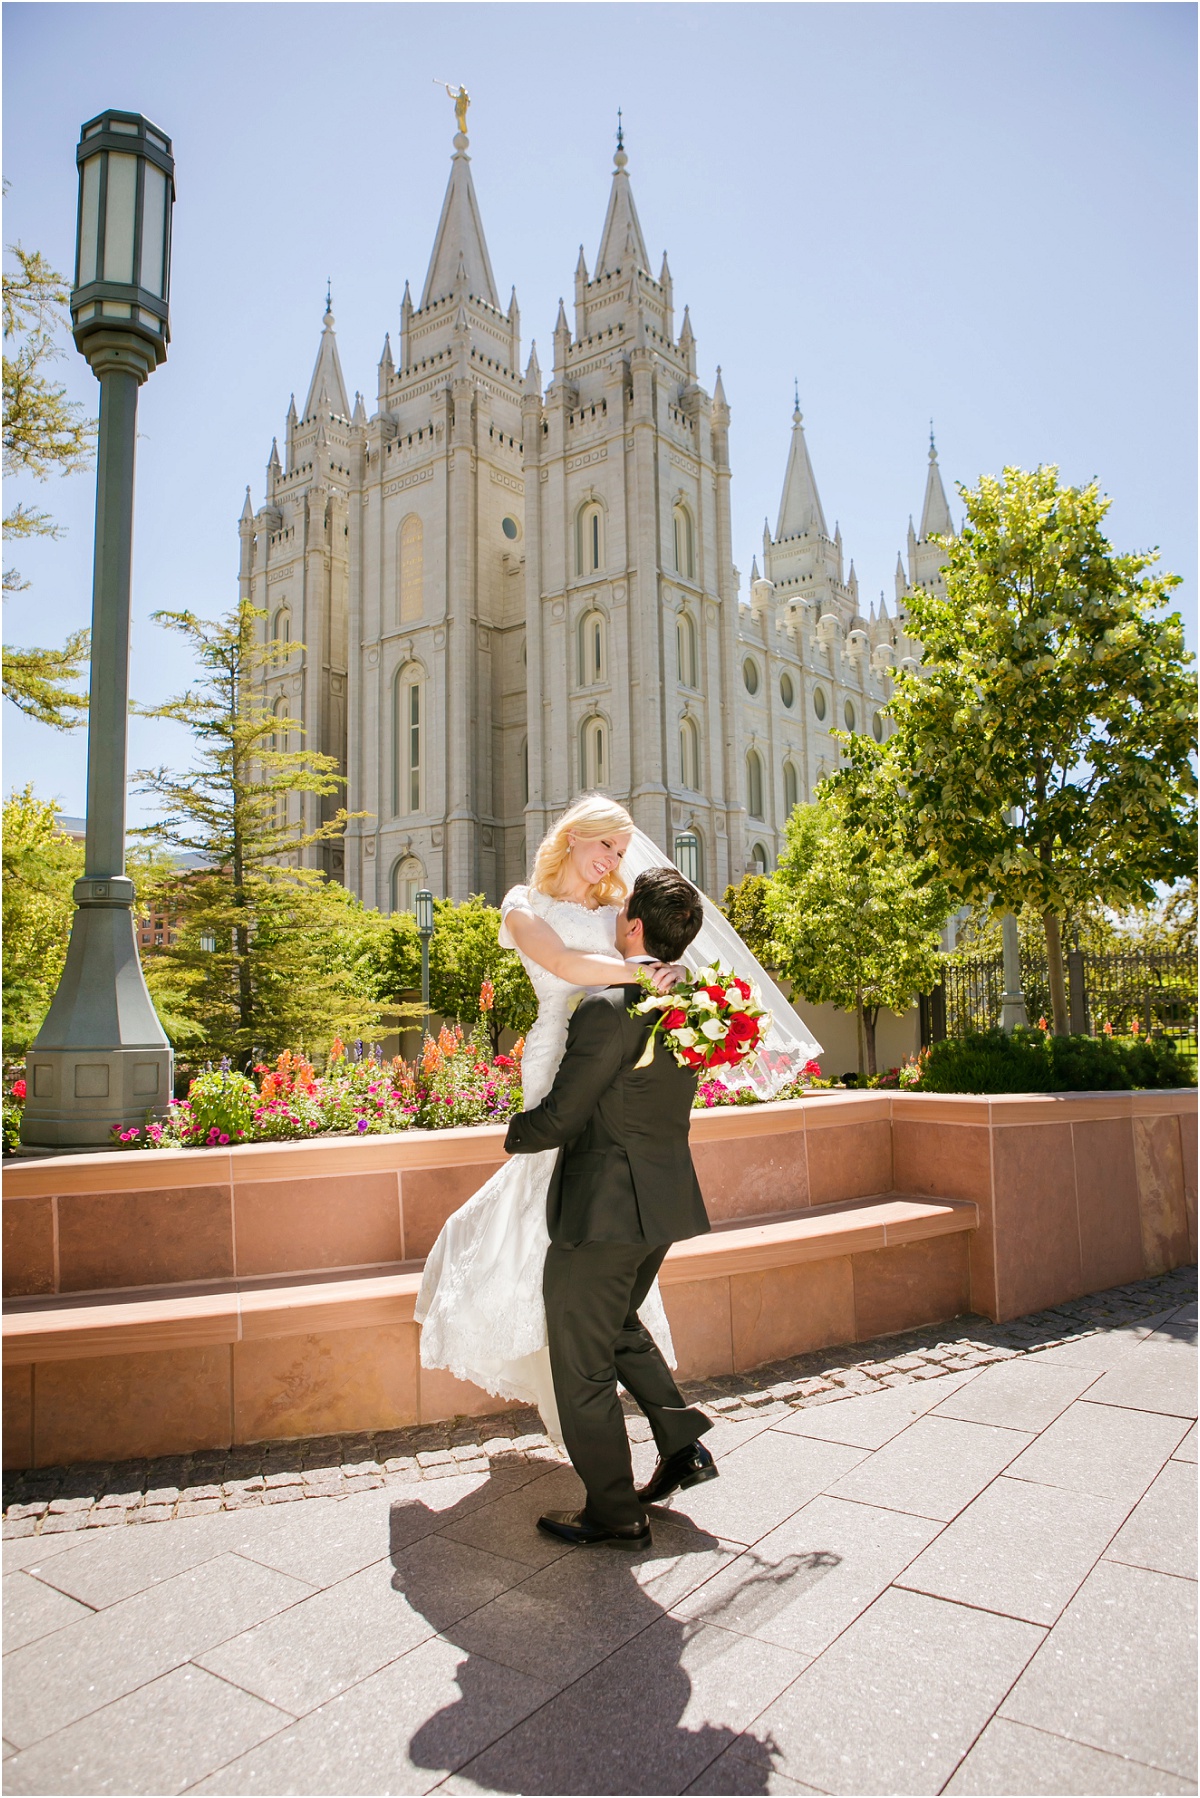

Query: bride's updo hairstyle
left=531, top=794, right=635, bottom=910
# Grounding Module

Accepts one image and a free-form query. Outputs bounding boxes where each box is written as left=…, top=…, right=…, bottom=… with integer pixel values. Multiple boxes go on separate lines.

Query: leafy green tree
left=766, top=755, right=950, bottom=1076
left=3, top=240, right=95, bottom=726
left=720, top=873, right=775, bottom=968
left=133, top=601, right=377, bottom=1067
left=1, top=786, right=83, bottom=1059
left=428, top=894, right=537, bottom=1054
left=882, top=466, right=1196, bottom=1032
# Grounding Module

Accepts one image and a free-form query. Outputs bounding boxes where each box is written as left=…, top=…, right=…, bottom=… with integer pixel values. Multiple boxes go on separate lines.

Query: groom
left=504, top=867, right=718, bottom=1548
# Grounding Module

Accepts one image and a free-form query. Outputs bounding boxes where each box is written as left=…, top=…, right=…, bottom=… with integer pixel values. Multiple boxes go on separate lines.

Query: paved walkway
left=2, top=1270, right=1196, bottom=1795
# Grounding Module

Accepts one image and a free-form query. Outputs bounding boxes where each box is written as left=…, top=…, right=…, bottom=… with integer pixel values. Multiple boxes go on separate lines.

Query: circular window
left=501, top=516, right=520, bottom=540
left=871, top=711, right=883, bottom=743
left=780, top=671, right=794, bottom=709
left=743, top=658, right=760, bottom=696
left=813, top=686, right=827, bottom=721
left=844, top=700, right=856, bottom=731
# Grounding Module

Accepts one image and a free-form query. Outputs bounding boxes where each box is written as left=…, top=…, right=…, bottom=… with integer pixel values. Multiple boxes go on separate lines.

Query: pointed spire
left=240, top=486, right=254, bottom=525
left=895, top=550, right=908, bottom=602
left=352, top=392, right=366, bottom=426
left=775, top=392, right=828, bottom=539
left=712, top=364, right=729, bottom=428
left=523, top=340, right=542, bottom=399
left=595, top=122, right=651, bottom=278
left=919, top=426, right=954, bottom=539
left=750, top=554, right=760, bottom=583
left=659, top=250, right=671, bottom=288
left=878, top=587, right=889, bottom=620
left=399, top=282, right=412, bottom=366
left=303, top=299, right=350, bottom=420
left=268, top=437, right=280, bottom=470
left=379, top=332, right=394, bottom=373
left=421, top=131, right=499, bottom=308
left=555, top=296, right=569, bottom=336
left=286, top=392, right=297, bottom=426
left=575, top=244, right=589, bottom=284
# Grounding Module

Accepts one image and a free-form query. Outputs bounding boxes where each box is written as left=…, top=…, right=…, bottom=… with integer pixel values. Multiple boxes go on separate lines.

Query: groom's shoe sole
left=537, top=1510, right=652, bottom=1550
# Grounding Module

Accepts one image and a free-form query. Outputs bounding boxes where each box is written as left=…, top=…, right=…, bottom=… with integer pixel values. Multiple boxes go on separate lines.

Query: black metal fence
left=920, top=948, right=1198, bottom=1051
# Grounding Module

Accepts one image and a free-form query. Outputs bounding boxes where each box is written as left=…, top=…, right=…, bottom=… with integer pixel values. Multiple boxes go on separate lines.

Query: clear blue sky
left=4, top=1, right=1195, bottom=825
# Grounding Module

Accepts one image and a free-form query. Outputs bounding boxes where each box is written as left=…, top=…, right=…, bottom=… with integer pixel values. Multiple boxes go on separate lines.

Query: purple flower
left=356, top=1118, right=369, bottom=1133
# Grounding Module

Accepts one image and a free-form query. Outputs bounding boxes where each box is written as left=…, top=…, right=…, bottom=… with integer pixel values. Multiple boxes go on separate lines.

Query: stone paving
left=1, top=1265, right=1195, bottom=1794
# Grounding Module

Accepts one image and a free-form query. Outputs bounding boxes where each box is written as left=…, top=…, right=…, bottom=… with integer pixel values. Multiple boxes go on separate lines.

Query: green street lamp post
left=22, top=111, right=176, bottom=1149
left=415, top=889, right=434, bottom=1042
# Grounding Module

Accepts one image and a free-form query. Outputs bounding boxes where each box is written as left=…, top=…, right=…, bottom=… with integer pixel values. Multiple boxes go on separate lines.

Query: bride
left=414, top=793, right=822, bottom=1443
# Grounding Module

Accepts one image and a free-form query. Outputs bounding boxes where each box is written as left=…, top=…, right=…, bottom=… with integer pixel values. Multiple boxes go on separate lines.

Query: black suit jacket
left=504, top=985, right=711, bottom=1248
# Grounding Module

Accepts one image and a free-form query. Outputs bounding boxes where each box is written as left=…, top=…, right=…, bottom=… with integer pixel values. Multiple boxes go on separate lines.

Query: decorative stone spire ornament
left=774, top=389, right=828, bottom=540
left=421, top=101, right=500, bottom=308
left=595, top=117, right=650, bottom=278
left=919, top=425, right=954, bottom=539
left=303, top=298, right=350, bottom=420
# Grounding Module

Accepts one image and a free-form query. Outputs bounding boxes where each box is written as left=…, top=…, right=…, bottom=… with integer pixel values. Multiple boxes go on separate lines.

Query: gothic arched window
left=676, top=611, right=698, bottom=688
left=674, top=831, right=703, bottom=888
left=393, top=663, right=423, bottom=816
left=577, top=609, right=607, bottom=686
left=389, top=855, right=424, bottom=914
left=747, top=748, right=764, bottom=820
left=577, top=502, right=604, bottom=576
left=580, top=714, right=608, bottom=790
left=399, top=515, right=424, bottom=623
left=783, top=760, right=799, bottom=816
left=680, top=715, right=700, bottom=791
left=673, top=504, right=695, bottom=580
left=270, top=697, right=289, bottom=827
left=752, top=842, right=769, bottom=876
left=271, top=607, right=291, bottom=650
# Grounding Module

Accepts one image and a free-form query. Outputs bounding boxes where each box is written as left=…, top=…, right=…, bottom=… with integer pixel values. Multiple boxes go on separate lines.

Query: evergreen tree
left=134, top=601, right=379, bottom=1067
left=883, top=466, right=1196, bottom=1032
left=3, top=240, right=95, bottom=726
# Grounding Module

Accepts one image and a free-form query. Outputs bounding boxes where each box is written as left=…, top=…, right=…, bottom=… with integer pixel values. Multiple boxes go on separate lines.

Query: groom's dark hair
left=627, top=868, right=705, bottom=962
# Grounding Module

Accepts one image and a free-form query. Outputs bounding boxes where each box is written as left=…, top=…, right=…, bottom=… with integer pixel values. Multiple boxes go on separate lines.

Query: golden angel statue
left=435, top=80, right=470, bottom=137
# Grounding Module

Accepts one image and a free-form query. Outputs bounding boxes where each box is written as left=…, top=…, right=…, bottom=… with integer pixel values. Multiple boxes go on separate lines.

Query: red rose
left=662, top=1008, right=688, bottom=1032
left=726, top=1014, right=757, bottom=1046
left=732, top=977, right=752, bottom=1000
left=703, top=985, right=726, bottom=1004
left=681, top=1046, right=705, bottom=1068
left=11, top=1079, right=26, bottom=1101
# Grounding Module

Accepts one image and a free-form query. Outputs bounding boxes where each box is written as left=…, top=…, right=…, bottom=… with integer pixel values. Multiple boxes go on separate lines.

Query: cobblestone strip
left=4, top=1265, right=1194, bottom=1539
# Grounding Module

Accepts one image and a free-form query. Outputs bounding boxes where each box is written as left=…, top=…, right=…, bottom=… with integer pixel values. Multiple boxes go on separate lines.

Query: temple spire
left=303, top=297, right=350, bottom=420
left=919, top=425, right=954, bottom=539
left=774, top=391, right=828, bottom=540
left=421, top=124, right=499, bottom=308
left=595, top=122, right=650, bottom=278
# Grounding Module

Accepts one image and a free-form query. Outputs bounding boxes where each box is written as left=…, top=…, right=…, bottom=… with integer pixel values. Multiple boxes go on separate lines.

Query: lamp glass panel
left=110, top=119, right=138, bottom=135
left=140, top=163, right=167, bottom=296
left=102, top=153, right=138, bottom=284
left=78, top=155, right=101, bottom=284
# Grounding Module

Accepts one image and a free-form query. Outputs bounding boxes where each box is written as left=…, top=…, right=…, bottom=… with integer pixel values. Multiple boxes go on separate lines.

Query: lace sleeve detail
left=498, top=883, right=535, bottom=950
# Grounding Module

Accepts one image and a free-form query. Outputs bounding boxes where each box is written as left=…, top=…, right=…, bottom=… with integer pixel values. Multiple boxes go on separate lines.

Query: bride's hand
left=632, top=961, right=686, bottom=994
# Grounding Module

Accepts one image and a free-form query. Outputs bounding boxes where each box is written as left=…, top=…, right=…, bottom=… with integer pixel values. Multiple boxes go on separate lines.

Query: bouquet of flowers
left=631, top=962, right=768, bottom=1074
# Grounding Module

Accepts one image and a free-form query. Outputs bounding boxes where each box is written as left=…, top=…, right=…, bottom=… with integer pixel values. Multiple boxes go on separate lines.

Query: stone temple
left=236, top=117, right=954, bottom=906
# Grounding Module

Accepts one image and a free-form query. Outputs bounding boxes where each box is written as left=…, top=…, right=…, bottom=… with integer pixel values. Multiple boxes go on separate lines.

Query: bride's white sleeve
left=498, top=884, right=535, bottom=951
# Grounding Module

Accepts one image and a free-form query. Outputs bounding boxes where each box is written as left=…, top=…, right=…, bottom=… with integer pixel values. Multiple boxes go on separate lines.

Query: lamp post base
left=20, top=877, right=173, bottom=1150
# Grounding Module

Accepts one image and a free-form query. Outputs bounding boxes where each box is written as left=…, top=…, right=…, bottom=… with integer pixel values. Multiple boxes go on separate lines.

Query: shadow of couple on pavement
left=384, top=1457, right=833, bottom=1795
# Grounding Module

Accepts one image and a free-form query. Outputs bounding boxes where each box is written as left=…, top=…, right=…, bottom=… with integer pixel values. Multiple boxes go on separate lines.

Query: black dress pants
left=543, top=1240, right=712, bottom=1529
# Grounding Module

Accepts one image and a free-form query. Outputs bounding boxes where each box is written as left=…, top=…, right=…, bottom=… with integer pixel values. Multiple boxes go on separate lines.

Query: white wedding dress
left=414, top=884, right=677, bottom=1444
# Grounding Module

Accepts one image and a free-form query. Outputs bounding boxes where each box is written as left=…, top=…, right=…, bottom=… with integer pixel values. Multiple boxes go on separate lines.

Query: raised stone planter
left=3, top=1088, right=1194, bottom=1468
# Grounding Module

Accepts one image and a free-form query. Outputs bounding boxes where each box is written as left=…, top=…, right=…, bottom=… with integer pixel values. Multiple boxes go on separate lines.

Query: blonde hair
left=531, top=794, right=635, bottom=909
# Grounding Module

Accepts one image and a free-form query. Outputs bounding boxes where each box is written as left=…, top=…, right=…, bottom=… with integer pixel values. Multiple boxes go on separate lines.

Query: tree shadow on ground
left=384, top=1461, right=821, bottom=1795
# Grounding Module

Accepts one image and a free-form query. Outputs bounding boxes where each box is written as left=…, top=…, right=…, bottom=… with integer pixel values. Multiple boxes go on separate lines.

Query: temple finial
left=930, top=419, right=936, bottom=457
left=325, top=278, right=332, bottom=316
left=616, top=107, right=624, bottom=151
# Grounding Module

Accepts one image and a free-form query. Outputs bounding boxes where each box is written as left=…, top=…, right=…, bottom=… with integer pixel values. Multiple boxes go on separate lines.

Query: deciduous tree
left=883, top=466, right=1196, bottom=1032
left=766, top=753, right=949, bottom=1076
left=3, top=240, right=95, bottom=726
left=1, top=786, right=83, bottom=1059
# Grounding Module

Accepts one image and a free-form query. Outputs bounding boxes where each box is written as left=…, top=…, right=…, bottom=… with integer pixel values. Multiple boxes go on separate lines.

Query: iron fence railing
left=920, top=948, right=1197, bottom=1051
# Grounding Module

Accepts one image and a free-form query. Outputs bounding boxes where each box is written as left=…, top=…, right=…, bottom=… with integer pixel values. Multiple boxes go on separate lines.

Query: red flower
left=702, top=985, right=726, bottom=1004
left=10, top=1079, right=26, bottom=1101
left=732, top=977, right=752, bottom=1000
left=726, top=1013, right=759, bottom=1047
left=681, top=1046, right=706, bottom=1068
left=662, top=1008, right=687, bottom=1032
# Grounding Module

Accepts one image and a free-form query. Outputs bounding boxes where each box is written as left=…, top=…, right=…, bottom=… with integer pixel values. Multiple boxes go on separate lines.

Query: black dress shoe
left=636, top=1440, right=718, bottom=1506
left=537, top=1509, right=652, bottom=1549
